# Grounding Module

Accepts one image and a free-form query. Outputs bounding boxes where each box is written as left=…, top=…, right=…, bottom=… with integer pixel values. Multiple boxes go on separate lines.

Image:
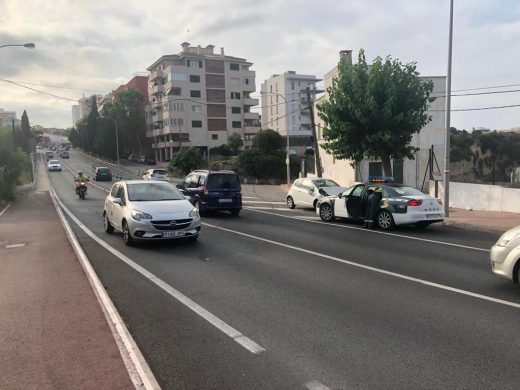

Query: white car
left=490, top=225, right=520, bottom=282
left=47, top=159, right=62, bottom=171
left=142, top=168, right=170, bottom=181
left=103, top=180, right=201, bottom=246
left=286, top=178, right=347, bottom=209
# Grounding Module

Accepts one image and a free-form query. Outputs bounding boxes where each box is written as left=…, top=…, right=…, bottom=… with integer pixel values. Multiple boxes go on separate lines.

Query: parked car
left=93, top=167, right=113, bottom=181
left=145, top=156, right=156, bottom=165
left=128, top=154, right=137, bottom=162
left=177, top=170, right=242, bottom=216
left=316, top=178, right=445, bottom=230
left=142, top=169, right=169, bottom=181
left=103, top=180, right=201, bottom=245
left=138, top=155, right=147, bottom=164
left=45, top=151, right=54, bottom=161
left=490, top=225, right=520, bottom=282
left=47, top=159, right=62, bottom=171
left=287, top=178, right=347, bottom=210
left=60, top=150, right=70, bottom=159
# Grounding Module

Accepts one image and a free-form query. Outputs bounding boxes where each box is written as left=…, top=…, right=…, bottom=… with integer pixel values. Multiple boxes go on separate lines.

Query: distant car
left=145, top=157, right=156, bottom=165
left=47, top=159, right=62, bottom=171
left=60, top=150, right=70, bottom=159
left=93, top=167, right=113, bottom=181
left=142, top=169, right=169, bottom=181
left=287, top=178, right=347, bottom=210
left=138, top=155, right=147, bottom=164
left=128, top=154, right=137, bottom=162
left=316, top=178, right=445, bottom=230
left=45, top=151, right=54, bottom=161
left=490, top=225, right=520, bottom=283
left=177, top=170, right=242, bottom=216
left=103, top=180, right=201, bottom=245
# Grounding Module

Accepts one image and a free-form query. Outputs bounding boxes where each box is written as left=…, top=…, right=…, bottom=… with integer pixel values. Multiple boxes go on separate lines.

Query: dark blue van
left=177, top=170, right=242, bottom=216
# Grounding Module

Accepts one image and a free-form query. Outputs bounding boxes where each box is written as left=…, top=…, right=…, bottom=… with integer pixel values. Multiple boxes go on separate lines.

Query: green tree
left=86, top=96, right=99, bottom=153
left=318, top=49, right=435, bottom=176
left=450, top=127, right=473, bottom=163
left=252, top=129, right=285, bottom=155
left=169, top=148, right=203, bottom=175
left=0, top=127, right=30, bottom=201
left=228, top=133, right=244, bottom=155
left=236, top=149, right=286, bottom=180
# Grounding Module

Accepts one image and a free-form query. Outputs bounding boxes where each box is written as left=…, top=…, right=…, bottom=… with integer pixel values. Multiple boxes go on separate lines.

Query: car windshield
left=49, top=160, right=60, bottom=164
left=313, top=179, right=340, bottom=187
left=207, top=174, right=240, bottom=189
left=97, top=168, right=110, bottom=173
left=153, top=170, right=168, bottom=175
left=127, top=183, right=184, bottom=201
left=383, top=185, right=425, bottom=198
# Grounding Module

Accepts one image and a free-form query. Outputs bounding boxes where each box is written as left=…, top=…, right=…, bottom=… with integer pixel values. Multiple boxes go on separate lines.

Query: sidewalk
left=244, top=184, right=520, bottom=234
left=0, top=163, right=135, bottom=388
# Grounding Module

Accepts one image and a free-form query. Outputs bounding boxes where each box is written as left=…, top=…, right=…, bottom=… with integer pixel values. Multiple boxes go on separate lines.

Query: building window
left=212, top=134, right=218, bottom=140
left=192, top=105, right=202, bottom=112
left=230, top=92, right=241, bottom=99
left=231, top=107, right=241, bottom=114
left=187, top=59, right=203, bottom=68
left=192, top=120, right=203, bottom=128
left=172, top=73, right=186, bottom=81
left=232, top=121, right=241, bottom=128
left=230, top=63, right=240, bottom=71
left=230, top=77, right=240, bottom=85
left=169, top=102, right=184, bottom=111
left=190, top=90, right=201, bottom=98
left=166, top=118, right=184, bottom=126
left=244, top=77, right=251, bottom=85
left=167, top=87, right=181, bottom=96
left=190, top=75, right=200, bottom=82
left=291, top=82, right=295, bottom=90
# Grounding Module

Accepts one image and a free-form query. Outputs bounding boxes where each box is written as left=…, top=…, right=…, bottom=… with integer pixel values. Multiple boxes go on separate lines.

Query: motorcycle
left=76, top=181, right=88, bottom=200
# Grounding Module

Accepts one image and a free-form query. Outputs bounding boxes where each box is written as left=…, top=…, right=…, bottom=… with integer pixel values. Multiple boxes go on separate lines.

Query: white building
left=145, top=42, right=261, bottom=162
left=77, top=95, right=103, bottom=122
left=71, top=105, right=80, bottom=126
left=0, top=108, right=20, bottom=128
left=315, top=50, right=446, bottom=191
left=260, top=71, right=321, bottom=154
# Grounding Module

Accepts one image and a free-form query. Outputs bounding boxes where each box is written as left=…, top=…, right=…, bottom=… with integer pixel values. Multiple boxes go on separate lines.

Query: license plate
left=162, top=230, right=185, bottom=238
left=218, top=198, right=233, bottom=203
left=426, top=214, right=441, bottom=219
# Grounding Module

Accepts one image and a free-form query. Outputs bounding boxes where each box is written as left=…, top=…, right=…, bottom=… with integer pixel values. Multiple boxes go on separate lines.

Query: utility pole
left=306, top=86, right=322, bottom=177
left=12, top=119, right=16, bottom=151
left=443, top=0, right=454, bottom=216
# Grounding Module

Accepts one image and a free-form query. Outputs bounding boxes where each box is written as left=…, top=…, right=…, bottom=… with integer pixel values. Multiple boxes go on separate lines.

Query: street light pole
left=108, top=117, right=120, bottom=165
left=0, top=43, right=36, bottom=49
left=443, top=0, right=454, bottom=217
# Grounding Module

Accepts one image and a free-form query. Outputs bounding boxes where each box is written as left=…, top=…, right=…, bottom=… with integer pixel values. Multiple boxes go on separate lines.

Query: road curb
left=442, top=220, right=504, bottom=234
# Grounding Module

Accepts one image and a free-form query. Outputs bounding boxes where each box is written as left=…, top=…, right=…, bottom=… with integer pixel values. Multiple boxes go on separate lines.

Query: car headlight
left=496, top=232, right=520, bottom=247
left=189, top=208, right=199, bottom=217
left=131, top=210, right=153, bottom=221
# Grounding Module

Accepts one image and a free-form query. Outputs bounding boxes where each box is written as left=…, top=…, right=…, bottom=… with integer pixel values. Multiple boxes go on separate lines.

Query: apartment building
left=145, top=42, right=261, bottom=162
left=76, top=94, right=103, bottom=122
left=260, top=71, right=320, bottom=155
left=0, top=108, right=20, bottom=128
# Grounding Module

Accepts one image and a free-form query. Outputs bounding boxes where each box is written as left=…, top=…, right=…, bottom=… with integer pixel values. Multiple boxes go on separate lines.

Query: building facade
left=0, top=108, right=20, bottom=128
left=145, top=43, right=261, bottom=162
left=260, top=71, right=320, bottom=155
left=77, top=94, right=103, bottom=122
left=315, top=50, right=446, bottom=191
left=71, top=105, right=80, bottom=126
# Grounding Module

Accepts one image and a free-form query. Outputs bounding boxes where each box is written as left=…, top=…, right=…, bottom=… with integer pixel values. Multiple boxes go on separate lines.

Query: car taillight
left=437, top=198, right=443, bottom=205
left=407, top=199, right=423, bottom=207
left=203, top=187, right=208, bottom=195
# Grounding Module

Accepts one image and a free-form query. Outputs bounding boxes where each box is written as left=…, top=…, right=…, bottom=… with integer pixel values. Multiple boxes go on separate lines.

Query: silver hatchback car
left=490, top=225, right=520, bottom=282
left=103, top=180, right=201, bottom=245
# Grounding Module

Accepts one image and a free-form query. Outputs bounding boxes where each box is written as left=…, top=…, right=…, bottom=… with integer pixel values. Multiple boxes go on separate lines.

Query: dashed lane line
left=0, top=203, right=11, bottom=217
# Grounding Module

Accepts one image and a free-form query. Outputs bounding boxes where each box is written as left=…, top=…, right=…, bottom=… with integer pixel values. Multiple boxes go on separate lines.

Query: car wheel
left=319, top=203, right=334, bottom=222
left=230, top=209, right=240, bottom=216
left=377, top=210, right=395, bottom=230
left=122, top=220, right=134, bottom=246
left=104, top=213, right=114, bottom=234
left=287, top=196, right=295, bottom=209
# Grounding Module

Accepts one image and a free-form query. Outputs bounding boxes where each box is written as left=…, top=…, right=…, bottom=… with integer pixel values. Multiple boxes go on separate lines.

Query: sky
left=1, top=0, right=519, bottom=131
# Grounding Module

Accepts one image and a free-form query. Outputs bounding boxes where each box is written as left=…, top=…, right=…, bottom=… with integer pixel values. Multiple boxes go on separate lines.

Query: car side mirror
left=113, top=197, right=123, bottom=205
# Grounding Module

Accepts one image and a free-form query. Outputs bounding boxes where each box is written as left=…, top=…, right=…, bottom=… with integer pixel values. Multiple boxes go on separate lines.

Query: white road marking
left=202, top=222, right=520, bottom=310
left=245, top=206, right=293, bottom=211
left=305, top=381, right=331, bottom=390
left=52, top=190, right=265, bottom=355
left=243, top=200, right=286, bottom=204
left=246, top=208, right=490, bottom=252
left=6, top=243, right=26, bottom=249
left=242, top=196, right=258, bottom=199
left=0, top=203, right=11, bottom=217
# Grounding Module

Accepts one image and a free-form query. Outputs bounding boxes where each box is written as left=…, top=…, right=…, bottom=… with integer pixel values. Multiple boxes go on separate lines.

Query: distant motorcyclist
left=74, top=171, right=89, bottom=194
left=364, top=186, right=383, bottom=229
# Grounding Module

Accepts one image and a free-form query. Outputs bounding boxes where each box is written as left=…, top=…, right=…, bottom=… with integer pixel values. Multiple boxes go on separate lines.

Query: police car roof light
left=368, top=176, right=394, bottom=183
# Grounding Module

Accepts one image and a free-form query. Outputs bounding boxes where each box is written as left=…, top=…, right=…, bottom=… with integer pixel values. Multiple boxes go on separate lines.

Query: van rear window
left=207, top=174, right=240, bottom=189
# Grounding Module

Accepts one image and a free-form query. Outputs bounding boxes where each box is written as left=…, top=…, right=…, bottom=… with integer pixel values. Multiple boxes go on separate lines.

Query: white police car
left=316, top=177, right=445, bottom=230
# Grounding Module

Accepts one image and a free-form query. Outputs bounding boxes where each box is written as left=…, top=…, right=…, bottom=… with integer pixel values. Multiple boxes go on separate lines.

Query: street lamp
left=0, top=43, right=36, bottom=49
left=107, top=117, right=120, bottom=165
left=443, top=0, right=454, bottom=217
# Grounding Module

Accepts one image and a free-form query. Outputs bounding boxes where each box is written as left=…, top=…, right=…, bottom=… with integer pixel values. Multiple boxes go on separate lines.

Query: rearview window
left=207, top=174, right=240, bottom=189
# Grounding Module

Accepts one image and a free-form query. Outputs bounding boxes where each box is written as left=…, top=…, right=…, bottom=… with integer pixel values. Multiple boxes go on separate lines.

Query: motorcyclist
left=74, top=171, right=89, bottom=194
left=364, top=186, right=383, bottom=229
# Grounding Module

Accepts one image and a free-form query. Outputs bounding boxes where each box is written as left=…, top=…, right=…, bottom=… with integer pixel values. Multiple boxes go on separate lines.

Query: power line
left=431, top=103, right=520, bottom=112
left=0, top=78, right=77, bottom=102
left=431, top=88, right=520, bottom=97
left=3, top=79, right=106, bottom=94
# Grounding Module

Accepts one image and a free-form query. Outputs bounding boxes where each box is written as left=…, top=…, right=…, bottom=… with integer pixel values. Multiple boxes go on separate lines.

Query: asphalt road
left=46, top=151, right=520, bottom=390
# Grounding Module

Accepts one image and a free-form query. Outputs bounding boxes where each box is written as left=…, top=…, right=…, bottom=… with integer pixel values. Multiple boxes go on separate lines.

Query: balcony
left=243, top=112, right=258, bottom=121
left=150, top=69, right=164, bottom=82
left=151, top=83, right=164, bottom=96
left=243, top=97, right=259, bottom=107
left=244, top=126, right=261, bottom=134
